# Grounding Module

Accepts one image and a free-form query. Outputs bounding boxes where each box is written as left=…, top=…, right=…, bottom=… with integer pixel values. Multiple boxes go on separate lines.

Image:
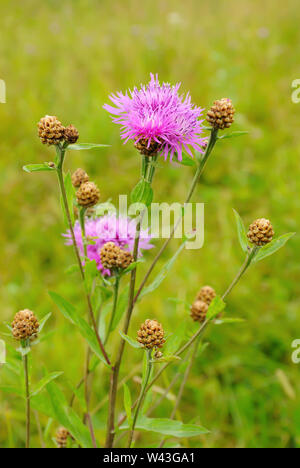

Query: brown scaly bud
left=71, top=168, right=89, bottom=188
left=247, top=218, right=274, bottom=246
left=38, top=115, right=65, bottom=145
left=76, top=181, right=100, bottom=207
left=206, top=98, right=235, bottom=130
left=196, top=285, right=216, bottom=305
left=154, top=350, right=163, bottom=359
left=64, top=124, right=79, bottom=144
left=117, top=250, right=134, bottom=270
left=135, top=138, right=162, bottom=156
left=56, top=427, right=69, bottom=448
left=100, top=242, right=121, bottom=270
left=190, top=300, right=208, bottom=323
left=137, top=319, right=165, bottom=349
left=12, top=309, right=39, bottom=341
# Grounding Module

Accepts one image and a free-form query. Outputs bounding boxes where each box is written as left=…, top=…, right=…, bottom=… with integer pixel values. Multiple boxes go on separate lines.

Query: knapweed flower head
left=103, top=74, right=206, bottom=161
left=64, top=214, right=153, bottom=276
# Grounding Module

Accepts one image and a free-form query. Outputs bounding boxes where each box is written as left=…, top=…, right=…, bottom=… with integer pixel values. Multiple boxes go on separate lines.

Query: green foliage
left=252, top=233, right=296, bottom=263
left=23, top=163, right=56, bottom=173
left=67, top=143, right=109, bottom=151
left=121, top=415, right=209, bottom=437
left=123, top=384, right=133, bottom=429
left=119, top=331, right=142, bottom=349
left=131, top=179, right=153, bottom=206
left=233, top=209, right=249, bottom=254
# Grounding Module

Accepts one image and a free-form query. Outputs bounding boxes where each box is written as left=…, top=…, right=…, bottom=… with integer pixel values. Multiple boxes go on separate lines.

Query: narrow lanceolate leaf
left=0, top=385, right=25, bottom=397
left=84, top=259, right=98, bottom=293
left=206, top=296, right=226, bottom=321
left=23, top=163, right=56, bottom=173
left=120, top=415, right=209, bottom=438
left=174, top=153, right=196, bottom=167
left=233, top=209, right=249, bottom=253
left=139, top=240, right=187, bottom=299
left=218, top=131, right=249, bottom=140
left=49, top=292, right=110, bottom=367
left=152, top=355, right=181, bottom=364
left=111, top=285, right=129, bottom=331
left=130, top=179, right=153, bottom=206
left=30, top=371, right=63, bottom=397
left=215, top=317, right=245, bottom=325
left=38, top=312, right=52, bottom=333
left=123, top=384, right=133, bottom=429
left=67, top=143, right=109, bottom=150
left=252, top=233, right=296, bottom=264
left=119, top=331, right=142, bottom=349
left=31, top=381, right=93, bottom=448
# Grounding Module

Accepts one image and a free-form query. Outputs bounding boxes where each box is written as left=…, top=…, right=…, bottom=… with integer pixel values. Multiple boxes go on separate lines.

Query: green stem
left=23, top=353, right=30, bottom=448
left=105, top=275, right=120, bottom=345
left=56, top=146, right=111, bottom=367
left=79, top=206, right=87, bottom=258
left=128, top=350, right=152, bottom=448
left=133, top=128, right=218, bottom=305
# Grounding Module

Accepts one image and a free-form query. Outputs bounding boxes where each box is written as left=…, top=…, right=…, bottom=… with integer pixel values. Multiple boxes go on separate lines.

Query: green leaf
left=84, top=259, right=98, bottom=293
left=123, top=384, right=133, bottom=429
left=233, top=209, right=249, bottom=253
left=252, top=233, right=296, bottom=264
left=218, top=131, right=249, bottom=140
left=164, top=322, right=187, bottom=356
left=121, top=415, right=209, bottom=438
left=32, top=381, right=93, bottom=448
left=23, top=163, right=56, bottom=173
left=215, top=317, right=245, bottom=325
left=38, top=312, right=52, bottom=333
left=111, top=285, right=129, bottom=331
left=31, top=371, right=63, bottom=397
left=139, top=240, right=187, bottom=299
left=0, top=385, right=25, bottom=397
left=206, top=296, right=226, bottom=321
left=130, top=179, right=153, bottom=206
left=175, top=153, right=196, bottom=167
left=152, top=355, right=181, bottom=364
left=49, top=291, right=110, bottom=367
left=119, top=331, right=142, bottom=349
left=67, top=143, right=109, bottom=150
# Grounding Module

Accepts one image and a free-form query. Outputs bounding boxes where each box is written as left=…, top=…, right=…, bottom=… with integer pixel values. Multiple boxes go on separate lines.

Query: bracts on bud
left=247, top=218, right=274, bottom=246
left=12, top=309, right=39, bottom=342
left=55, top=427, right=70, bottom=448
left=206, top=98, right=235, bottom=130
left=71, top=168, right=89, bottom=188
left=76, top=181, right=100, bottom=207
left=137, top=319, right=165, bottom=349
left=190, top=300, right=208, bottom=323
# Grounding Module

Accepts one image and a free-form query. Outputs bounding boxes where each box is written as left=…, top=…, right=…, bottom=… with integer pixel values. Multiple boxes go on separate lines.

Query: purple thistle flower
left=103, top=73, right=206, bottom=161
left=63, top=214, right=154, bottom=276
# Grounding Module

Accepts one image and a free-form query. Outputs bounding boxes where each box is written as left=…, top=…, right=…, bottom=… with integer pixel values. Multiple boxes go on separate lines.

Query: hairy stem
left=128, top=350, right=152, bottom=448
left=23, top=354, right=30, bottom=448
left=105, top=216, right=143, bottom=448
left=105, top=275, right=120, bottom=345
left=133, top=128, right=218, bottom=305
left=56, top=147, right=110, bottom=366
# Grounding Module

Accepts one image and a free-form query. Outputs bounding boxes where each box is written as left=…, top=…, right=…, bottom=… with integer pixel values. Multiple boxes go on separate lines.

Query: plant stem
left=133, top=128, right=218, bottom=305
left=105, top=275, right=120, bottom=345
left=55, top=146, right=110, bottom=367
left=128, top=246, right=259, bottom=414
left=23, top=354, right=30, bottom=448
left=128, top=350, right=152, bottom=448
left=105, top=215, right=143, bottom=448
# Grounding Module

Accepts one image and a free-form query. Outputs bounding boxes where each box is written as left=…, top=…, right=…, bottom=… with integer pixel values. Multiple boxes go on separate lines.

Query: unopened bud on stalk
left=38, top=115, right=65, bottom=145
left=206, top=98, right=235, bottom=130
left=100, top=242, right=121, bottom=270
left=117, top=250, right=134, bottom=269
left=247, top=218, right=274, bottom=246
left=76, top=181, right=100, bottom=207
left=196, top=285, right=216, bottom=305
left=55, top=427, right=69, bottom=448
left=190, top=300, right=208, bottom=323
left=137, top=319, right=165, bottom=349
left=64, top=124, right=79, bottom=144
left=71, top=168, right=89, bottom=188
left=12, top=309, right=39, bottom=341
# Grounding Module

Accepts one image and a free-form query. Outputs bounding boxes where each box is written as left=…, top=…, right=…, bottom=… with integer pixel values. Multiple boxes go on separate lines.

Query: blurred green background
left=0, top=0, right=299, bottom=448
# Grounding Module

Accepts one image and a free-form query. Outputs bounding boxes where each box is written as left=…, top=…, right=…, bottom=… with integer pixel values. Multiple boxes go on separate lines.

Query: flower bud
left=117, top=250, right=134, bottom=270
left=190, top=300, right=208, bottom=323
left=71, top=168, right=89, bottom=188
left=196, top=285, right=216, bottom=305
left=38, top=115, right=65, bottom=145
left=76, top=181, right=100, bottom=207
left=137, top=319, right=165, bottom=349
left=56, top=427, right=69, bottom=448
left=247, top=218, right=274, bottom=246
left=135, top=138, right=162, bottom=156
left=12, top=309, right=39, bottom=341
left=64, top=124, right=79, bottom=144
left=100, top=242, right=121, bottom=270
left=206, top=98, right=235, bottom=130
